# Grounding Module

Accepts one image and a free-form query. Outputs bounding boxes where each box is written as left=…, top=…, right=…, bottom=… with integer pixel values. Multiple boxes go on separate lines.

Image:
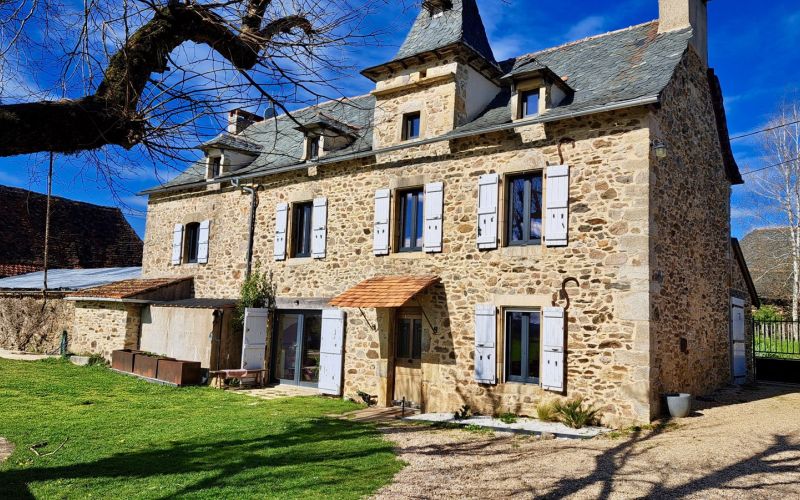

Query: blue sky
left=1, top=0, right=798, bottom=238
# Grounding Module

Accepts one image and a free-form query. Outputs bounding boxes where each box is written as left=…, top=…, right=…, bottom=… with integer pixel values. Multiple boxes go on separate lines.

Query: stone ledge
left=405, top=413, right=608, bottom=439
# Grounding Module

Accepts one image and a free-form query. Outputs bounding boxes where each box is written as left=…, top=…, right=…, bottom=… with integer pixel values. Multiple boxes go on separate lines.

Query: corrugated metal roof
left=0, top=267, right=141, bottom=291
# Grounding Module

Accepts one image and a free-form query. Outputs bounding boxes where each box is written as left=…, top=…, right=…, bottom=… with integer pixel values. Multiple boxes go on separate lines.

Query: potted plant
left=665, top=393, right=692, bottom=418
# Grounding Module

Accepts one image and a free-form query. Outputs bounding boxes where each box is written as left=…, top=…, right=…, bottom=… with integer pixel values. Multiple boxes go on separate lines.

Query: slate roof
left=145, top=21, right=698, bottom=194
left=329, top=275, right=440, bottom=308
left=0, top=185, right=143, bottom=274
left=740, top=228, right=795, bottom=304
left=392, top=0, right=496, bottom=65
left=200, top=134, right=262, bottom=153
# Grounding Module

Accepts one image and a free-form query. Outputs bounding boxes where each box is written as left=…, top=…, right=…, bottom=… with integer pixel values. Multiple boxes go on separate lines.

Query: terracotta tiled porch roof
left=329, top=275, right=440, bottom=308
left=69, top=277, right=191, bottom=299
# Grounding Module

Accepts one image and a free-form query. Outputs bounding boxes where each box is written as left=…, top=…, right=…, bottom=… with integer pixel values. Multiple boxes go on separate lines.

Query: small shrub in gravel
left=555, top=398, right=601, bottom=429
left=536, top=401, right=560, bottom=422
left=499, top=412, right=517, bottom=424
left=453, top=405, right=472, bottom=420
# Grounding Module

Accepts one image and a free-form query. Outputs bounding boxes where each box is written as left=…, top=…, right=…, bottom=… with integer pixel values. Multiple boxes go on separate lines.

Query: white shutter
left=241, top=308, right=269, bottom=370
left=541, top=307, right=565, bottom=392
left=197, top=220, right=211, bottom=264
left=171, top=224, right=184, bottom=265
left=474, top=303, right=496, bottom=384
left=477, top=174, right=499, bottom=250
left=311, top=197, right=328, bottom=259
left=423, top=182, right=444, bottom=253
left=731, top=298, right=747, bottom=381
left=273, top=203, right=289, bottom=261
left=545, top=165, right=570, bottom=247
left=373, top=189, right=391, bottom=256
left=319, top=308, right=346, bottom=395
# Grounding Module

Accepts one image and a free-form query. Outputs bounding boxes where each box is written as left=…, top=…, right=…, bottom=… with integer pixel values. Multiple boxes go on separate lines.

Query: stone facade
left=139, top=28, right=744, bottom=428
left=71, top=301, right=141, bottom=359
left=0, top=293, right=74, bottom=353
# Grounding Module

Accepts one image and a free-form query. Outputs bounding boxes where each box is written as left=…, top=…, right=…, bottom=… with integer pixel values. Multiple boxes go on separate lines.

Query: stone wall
left=72, top=301, right=141, bottom=359
left=144, top=102, right=655, bottom=426
left=649, top=48, right=734, bottom=409
left=0, top=293, right=74, bottom=353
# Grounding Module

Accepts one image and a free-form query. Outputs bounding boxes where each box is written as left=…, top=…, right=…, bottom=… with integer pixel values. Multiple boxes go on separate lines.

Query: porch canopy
left=329, top=275, right=440, bottom=308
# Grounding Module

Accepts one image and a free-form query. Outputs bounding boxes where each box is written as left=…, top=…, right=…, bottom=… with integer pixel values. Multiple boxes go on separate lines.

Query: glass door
left=273, top=311, right=322, bottom=387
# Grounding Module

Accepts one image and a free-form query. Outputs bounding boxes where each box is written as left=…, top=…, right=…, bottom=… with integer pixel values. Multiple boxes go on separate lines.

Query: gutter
left=139, top=95, right=659, bottom=196
left=64, top=297, right=158, bottom=304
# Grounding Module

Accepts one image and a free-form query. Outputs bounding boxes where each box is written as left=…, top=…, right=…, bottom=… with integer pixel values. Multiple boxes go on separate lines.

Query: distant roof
left=740, top=228, right=794, bottom=303
left=0, top=185, right=143, bottom=273
left=0, top=267, right=141, bottom=291
left=144, top=22, right=714, bottom=195
left=69, top=277, right=191, bottom=300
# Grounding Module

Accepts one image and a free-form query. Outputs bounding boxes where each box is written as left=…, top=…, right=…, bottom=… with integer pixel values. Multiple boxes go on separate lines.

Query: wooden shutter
left=373, top=189, right=391, bottom=256
left=423, top=182, right=444, bottom=253
left=241, top=308, right=269, bottom=370
left=171, top=224, right=184, bottom=265
left=477, top=174, right=499, bottom=250
left=731, top=298, right=747, bottom=381
left=311, top=197, right=328, bottom=259
left=197, top=220, right=211, bottom=264
left=541, top=307, right=565, bottom=392
left=545, top=165, right=570, bottom=247
left=474, top=303, right=496, bottom=384
left=274, top=203, right=289, bottom=261
left=319, top=308, right=346, bottom=395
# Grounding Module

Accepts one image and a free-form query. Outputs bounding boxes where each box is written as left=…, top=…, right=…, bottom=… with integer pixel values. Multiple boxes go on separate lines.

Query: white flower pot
left=665, top=393, right=692, bottom=418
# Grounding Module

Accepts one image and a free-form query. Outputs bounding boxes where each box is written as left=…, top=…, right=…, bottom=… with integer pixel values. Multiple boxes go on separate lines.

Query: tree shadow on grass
left=0, top=417, right=400, bottom=499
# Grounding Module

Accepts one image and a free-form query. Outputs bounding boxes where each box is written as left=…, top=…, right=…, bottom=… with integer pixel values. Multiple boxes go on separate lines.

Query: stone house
left=740, top=227, right=794, bottom=309
left=74, top=0, right=756, bottom=425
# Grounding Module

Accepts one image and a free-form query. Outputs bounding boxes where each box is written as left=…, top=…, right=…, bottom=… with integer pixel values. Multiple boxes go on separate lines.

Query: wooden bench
left=209, top=369, right=268, bottom=389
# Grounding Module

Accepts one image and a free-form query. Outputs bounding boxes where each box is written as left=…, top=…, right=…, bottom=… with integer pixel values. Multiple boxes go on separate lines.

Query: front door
left=393, top=312, right=423, bottom=405
left=273, top=311, right=322, bottom=387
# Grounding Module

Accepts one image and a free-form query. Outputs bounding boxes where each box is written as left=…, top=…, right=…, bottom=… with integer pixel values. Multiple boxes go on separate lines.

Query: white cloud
left=563, top=16, right=608, bottom=42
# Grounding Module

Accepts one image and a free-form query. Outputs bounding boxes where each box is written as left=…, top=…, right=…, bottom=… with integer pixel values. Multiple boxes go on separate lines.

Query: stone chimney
left=227, top=108, right=263, bottom=134
left=658, top=0, right=709, bottom=66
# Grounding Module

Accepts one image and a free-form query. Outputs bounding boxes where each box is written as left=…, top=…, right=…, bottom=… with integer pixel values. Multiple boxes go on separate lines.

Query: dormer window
left=208, top=155, right=222, bottom=178
left=423, top=0, right=452, bottom=16
left=307, top=136, right=321, bottom=160
left=402, top=112, right=421, bottom=140
left=520, top=90, right=540, bottom=118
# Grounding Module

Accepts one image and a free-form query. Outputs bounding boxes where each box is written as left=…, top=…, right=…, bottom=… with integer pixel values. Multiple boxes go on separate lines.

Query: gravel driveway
left=373, top=385, right=800, bottom=499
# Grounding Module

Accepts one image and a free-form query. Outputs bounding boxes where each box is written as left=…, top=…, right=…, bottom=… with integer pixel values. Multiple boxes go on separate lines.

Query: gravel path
left=373, top=385, right=800, bottom=499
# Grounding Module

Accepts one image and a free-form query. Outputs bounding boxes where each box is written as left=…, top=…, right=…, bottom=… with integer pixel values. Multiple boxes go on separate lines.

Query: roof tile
left=329, top=275, right=440, bottom=308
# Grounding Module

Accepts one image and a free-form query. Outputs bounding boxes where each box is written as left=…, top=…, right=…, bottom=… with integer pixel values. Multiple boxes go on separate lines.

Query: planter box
left=111, top=349, right=138, bottom=373
left=133, top=353, right=159, bottom=379
left=157, top=359, right=202, bottom=386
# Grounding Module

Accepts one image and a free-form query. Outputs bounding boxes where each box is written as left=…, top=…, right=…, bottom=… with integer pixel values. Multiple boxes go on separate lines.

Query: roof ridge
left=0, top=184, right=123, bottom=212
left=506, top=20, right=660, bottom=64
left=245, top=93, right=374, bottom=130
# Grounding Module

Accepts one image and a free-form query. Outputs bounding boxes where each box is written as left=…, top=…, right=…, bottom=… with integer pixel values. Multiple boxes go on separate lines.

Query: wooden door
left=393, top=313, right=423, bottom=405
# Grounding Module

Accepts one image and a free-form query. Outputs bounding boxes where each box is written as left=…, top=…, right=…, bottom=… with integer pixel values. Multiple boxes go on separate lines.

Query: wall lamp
left=652, top=140, right=668, bottom=159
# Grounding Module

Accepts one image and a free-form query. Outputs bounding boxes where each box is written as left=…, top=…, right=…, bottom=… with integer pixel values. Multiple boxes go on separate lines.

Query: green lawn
left=0, top=359, right=402, bottom=499
left=755, top=335, right=800, bottom=359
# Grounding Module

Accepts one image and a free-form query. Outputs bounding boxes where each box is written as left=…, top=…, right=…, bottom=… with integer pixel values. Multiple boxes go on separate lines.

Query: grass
left=754, top=335, right=800, bottom=359
left=0, top=358, right=403, bottom=499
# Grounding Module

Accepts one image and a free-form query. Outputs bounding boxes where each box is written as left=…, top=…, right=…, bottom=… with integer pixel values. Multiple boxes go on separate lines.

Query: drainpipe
left=233, top=178, right=259, bottom=277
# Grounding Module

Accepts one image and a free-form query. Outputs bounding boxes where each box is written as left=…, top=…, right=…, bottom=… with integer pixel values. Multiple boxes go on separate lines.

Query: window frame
left=290, top=201, right=314, bottom=258
left=395, top=314, right=423, bottom=361
left=184, top=222, right=201, bottom=264
left=307, top=135, right=321, bottom=160
left=520, top=89, right=540, bottom=118
left=396, top=187, right=424, bottom=253
left=504, top=309, right=541, bottom=385
left=506, top=171, right=543, bottom=247
left=208, top=156, right=222, bottom=178
left=402, top=112, right=421, bottom=141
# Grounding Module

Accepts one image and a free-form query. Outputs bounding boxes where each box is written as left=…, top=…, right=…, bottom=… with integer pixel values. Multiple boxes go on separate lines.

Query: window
left=402, top=112, right=421, bottom=140
left=396, top=316, right=422, bottom=360
left=520, top=89, right=540, bottom=118
left=307, top=136, right=321, bottom=160
left=506, top=310, right=541, bottom=384
left=184, top=222, right=200, bottom=263
left=291, top=202, right=313, bottom=258
left=507, top=172, right=543, bottom=246
left=208, top=156, right=222, bottom=178
left=397, top=188, right=424, bottom=252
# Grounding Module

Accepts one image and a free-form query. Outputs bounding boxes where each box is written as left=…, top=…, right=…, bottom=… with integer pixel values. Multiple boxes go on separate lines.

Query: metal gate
left=754, top=320, right=800, bottom=383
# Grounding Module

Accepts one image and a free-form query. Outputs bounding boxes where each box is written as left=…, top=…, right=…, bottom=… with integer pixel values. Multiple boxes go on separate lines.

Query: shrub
left=555, top=398, right=601, bottom=429
left=753, top=305, right=784, bottom=322
left=498, top=412, right=517, bottom=424
left=453, top=405, right=472, bottom=420
left=536, top=401, right=560, bottom=422
left=236, top=266, right=277, bottom=325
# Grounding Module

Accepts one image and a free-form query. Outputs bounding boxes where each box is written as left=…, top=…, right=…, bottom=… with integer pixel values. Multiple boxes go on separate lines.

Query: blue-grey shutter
left=545, top=165, right=570, bottom=247
left=477, top=174, right=499, bottom=249
left=197, top=220, right=211, bottom=264
left=274, top=203, right=289, bottom=261
left=171, top=224, right=184, bottom=265
left=423, top=182, right=444, bottom=253
left=731, top=298, right=747, bottom=382
left=541, top=307, right=565, bottom=392
left=311, top=197, right=328, bottom=259
left=319, top=308, right=346, bottom=395
left=241, top=308, right=269, bottom=370
left=474, top=303, right=496, bottom=384
left=373, top=189, right=391, bottom=255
